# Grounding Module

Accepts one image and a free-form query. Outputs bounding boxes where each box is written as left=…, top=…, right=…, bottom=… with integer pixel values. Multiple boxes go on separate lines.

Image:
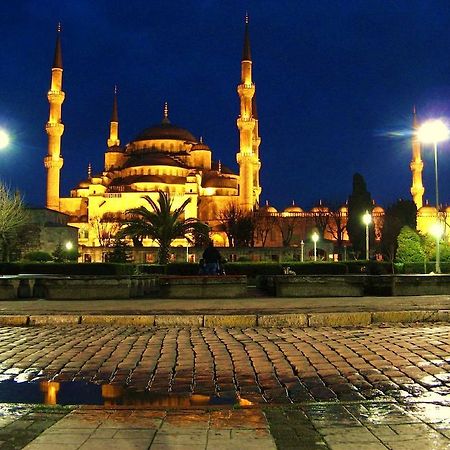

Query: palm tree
left=118, top=191, right=209, bottom=264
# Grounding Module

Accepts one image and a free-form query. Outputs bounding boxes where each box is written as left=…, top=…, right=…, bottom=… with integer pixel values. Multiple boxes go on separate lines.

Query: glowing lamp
left=65, top=241, right=73, bottom=251
left=0, top=129, right=10, bottom=150
left=417, top=120, right=449, bottom=144
left=429, top=222, right=444, bottom=239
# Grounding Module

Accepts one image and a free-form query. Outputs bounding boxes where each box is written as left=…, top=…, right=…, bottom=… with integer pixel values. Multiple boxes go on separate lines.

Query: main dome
left=133, top=121, right=196, bottom=143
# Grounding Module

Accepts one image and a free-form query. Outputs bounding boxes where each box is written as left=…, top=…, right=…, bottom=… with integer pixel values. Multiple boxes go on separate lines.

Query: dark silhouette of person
left=202, top=241, right=222, bottom=275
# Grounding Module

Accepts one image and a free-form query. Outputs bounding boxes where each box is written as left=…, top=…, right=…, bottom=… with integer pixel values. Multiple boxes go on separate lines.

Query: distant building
left=26, top=208, right=78, bottom=255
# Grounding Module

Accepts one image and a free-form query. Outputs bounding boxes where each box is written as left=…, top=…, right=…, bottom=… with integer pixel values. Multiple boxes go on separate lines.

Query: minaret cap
left=111, top=85, right=119, bottom=122
left=162, top=102, right=170, bottom=124
left=53, top=23, right=63, bottom=69
left=242, top=13, right=251, bottom=61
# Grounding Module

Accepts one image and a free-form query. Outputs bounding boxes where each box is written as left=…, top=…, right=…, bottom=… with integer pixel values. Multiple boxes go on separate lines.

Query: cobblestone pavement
left=0, top=324, right=449, bottom=405
left=0, top=324, right=449, bottom=448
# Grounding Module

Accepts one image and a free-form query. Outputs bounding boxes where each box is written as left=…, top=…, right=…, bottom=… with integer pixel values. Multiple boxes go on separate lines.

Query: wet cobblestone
left=0, top=324, right=449, bottom=405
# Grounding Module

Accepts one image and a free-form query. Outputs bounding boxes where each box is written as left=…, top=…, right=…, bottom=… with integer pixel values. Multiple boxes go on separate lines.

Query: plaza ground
left=0, top=320, right=448, bottom=448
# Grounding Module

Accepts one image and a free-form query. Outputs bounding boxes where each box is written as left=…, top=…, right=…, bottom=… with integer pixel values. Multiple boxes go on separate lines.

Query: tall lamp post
left=417, top=119, right=449, bottom=274
left=362, top=211, right=372, bottom=260
left=311, top=232, right=319, bottom=262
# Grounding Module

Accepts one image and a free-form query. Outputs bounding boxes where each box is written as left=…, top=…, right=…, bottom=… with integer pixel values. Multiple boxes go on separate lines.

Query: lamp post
left=300, top=240, right=304, bottom=262
left=362, top=210, right=372, bottom=260
left=417, top=119, right=449, bottom=274
left=311, top=232, right=319, bottom=262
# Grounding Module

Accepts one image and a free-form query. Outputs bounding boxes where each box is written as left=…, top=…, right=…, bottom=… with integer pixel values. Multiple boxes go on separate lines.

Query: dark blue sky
left=1, top=0, right=449, bottom=211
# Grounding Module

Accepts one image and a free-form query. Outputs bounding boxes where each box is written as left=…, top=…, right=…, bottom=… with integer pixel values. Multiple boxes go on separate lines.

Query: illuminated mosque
left=43, top=20, right=448, bottom=260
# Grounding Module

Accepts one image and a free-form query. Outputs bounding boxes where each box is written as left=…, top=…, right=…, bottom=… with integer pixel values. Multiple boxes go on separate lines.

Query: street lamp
left=417, top=119, right=449, bottom=274
left=65, top=241, right=73, bottom=251
left=0, top=129, right=10, bottom=150
left=362, top=210, right=372, bottom=260
left=311, top=232, right=319, bottom=262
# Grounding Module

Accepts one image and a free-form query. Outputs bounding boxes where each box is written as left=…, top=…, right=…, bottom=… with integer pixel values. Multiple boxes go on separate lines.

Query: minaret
left=236, top=14, right=259, bottom=211
left=44, top=24, right=65, bottom=210
left=410, top=106, right=424, bottom=209
left=252, top=93, right=262, bottom=205
left=107, top=86, right=120, bottom=147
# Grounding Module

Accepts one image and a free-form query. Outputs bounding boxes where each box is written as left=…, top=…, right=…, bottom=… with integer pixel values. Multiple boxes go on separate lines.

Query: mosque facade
left=43, top=21, right=448, bottom=261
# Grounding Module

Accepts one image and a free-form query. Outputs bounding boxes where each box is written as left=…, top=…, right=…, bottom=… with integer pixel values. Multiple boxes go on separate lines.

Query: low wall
left=270, top=275, right=366, bottom=297
left=0, top=275, right=159, bottom=300
left=266, top=274, right=450, bottom=297
left=159, top=275, right=247, bottom=299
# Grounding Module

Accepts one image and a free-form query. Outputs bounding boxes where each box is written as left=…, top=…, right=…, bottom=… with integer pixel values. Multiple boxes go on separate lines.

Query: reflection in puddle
left=0, top=380, right=251, bottom=407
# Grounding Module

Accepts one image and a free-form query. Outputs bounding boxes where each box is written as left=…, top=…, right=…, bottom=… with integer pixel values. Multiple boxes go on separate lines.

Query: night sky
left=1, top=0, right=449, bottom=211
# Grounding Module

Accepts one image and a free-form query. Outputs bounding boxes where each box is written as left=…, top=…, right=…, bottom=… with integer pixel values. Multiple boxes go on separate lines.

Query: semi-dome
left=373, top=205, right=384, bottom=214
left=133, top=121, right=196, bottom=143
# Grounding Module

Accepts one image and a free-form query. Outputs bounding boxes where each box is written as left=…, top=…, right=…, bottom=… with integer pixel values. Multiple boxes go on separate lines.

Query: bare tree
left=90, top=215, right=121, bottom=247
left=276, top=215, right=296, bottom=247
left=325, top=209, right=347, bottom=258
left=253, top=209, right=277, bottom=247
left=218, top=202, right=254, bottom=247
left=0, top=184, right=29, bottom=261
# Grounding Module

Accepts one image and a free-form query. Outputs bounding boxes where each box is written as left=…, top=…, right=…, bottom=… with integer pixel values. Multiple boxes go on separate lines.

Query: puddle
left=0, top=380, right=241, bottom=407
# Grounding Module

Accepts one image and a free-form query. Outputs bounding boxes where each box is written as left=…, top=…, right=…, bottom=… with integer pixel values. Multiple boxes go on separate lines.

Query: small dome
left=191, top=142, right=210, bottom=152
left=418, top=205, right=438, bottom=215
left=339, top=204, right=348, bottom=214
left=76, top=180, right=90, bottom=189
left=259, top=201, right=277, bottom=213
left=373, top=205, right=384, bottom=214
left=284, top=201, right=303, bottom=213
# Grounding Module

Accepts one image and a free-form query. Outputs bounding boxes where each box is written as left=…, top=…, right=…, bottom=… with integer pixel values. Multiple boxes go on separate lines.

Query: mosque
left=43, top=20, right=448, bottom=261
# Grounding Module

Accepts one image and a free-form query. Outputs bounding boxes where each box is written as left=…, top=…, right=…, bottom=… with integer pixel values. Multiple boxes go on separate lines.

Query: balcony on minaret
left=47, top=90, right=65, bottom=103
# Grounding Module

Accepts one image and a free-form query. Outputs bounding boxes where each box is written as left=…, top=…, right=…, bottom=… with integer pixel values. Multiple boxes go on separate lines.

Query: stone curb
left=0, top=309, right=449, bottom=328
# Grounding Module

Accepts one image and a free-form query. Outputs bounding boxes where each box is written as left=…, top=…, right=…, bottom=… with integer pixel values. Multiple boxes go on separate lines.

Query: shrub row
left=394, top=262, right=450, bottom=274
left=0, top=263, right=136, bottom=276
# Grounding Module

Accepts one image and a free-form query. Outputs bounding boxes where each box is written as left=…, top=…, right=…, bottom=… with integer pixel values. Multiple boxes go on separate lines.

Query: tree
left=218, top=203, right=254, bottom=247
left=325, top=209, right=347, bottom=259
left=106, top=239, right=133, bottom=263
left=253, top=209, right=277, bottom=247
left=347, top=173, right=374, bottom=258
left=90, top=214, right=121, bottom=247
left=276, top=215, right=297, bottom=247
left=0, top=184, right=29, bottom=262
left=118, top=191, right=209, bottom=264
left=380, top=199, right=417, bottom=261
left=396, top=226, right=425, bottom=263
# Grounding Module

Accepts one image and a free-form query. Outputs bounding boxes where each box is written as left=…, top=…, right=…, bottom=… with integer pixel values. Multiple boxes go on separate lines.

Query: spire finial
left=413, top=104, right=416, bottom=115
left=52, top=23, right=63, bottom=69
left=199, top=136, right=203, bottom=144
left=292, top=200, right=295, bottom=206
left=162, top=102, right=170, bottom=124
left=111, top=85, right=119, bottom=122
left=87, top=163, right=92, bottom=179
left=265, top=200, right=269, bottom=206
left=218, top=160, right=222, bottom=173
left=242, top=13, right=251, bottom=61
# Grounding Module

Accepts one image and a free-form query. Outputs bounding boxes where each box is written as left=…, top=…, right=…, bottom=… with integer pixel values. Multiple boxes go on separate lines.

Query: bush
left=223, top=263, right=284, bottom=277
left=396, top=262, right=450, bottom=274
left=283, top=262, right=348, bottom=275
left=166, top=262, right=200, bottom=275
left=0, top=263, right=135, bottom=276
left=22, top=251, right=53, bottom=262
left=136, top=264, right=166, bottom=275
left=344, top=261, right=393, bottom=275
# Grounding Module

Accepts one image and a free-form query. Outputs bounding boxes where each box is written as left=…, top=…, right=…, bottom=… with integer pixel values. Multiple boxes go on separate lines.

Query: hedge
left=0, top=263, right=136, bottom=276
left=281, top=262, right=348, bottom=275
left=136, top=264, right=166, bottom=275
left=395, top=262, right=450, bottom=274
